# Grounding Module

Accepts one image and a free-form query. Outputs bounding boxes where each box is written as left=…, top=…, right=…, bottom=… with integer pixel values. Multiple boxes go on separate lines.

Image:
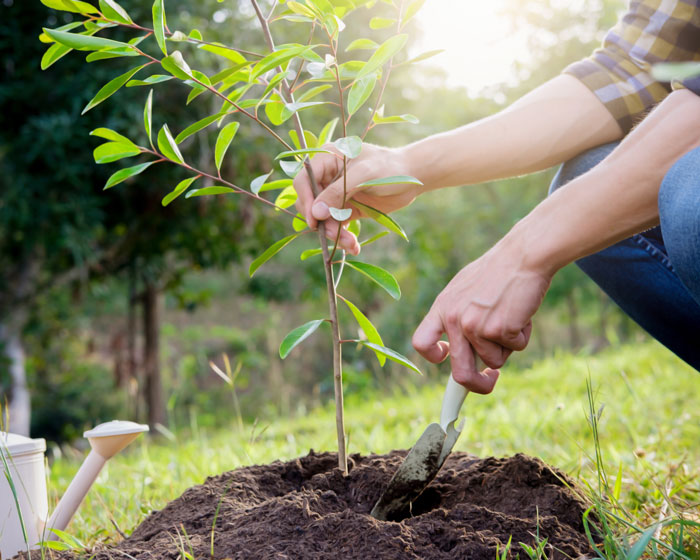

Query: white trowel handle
left=439, top=374, right=469, bottom=431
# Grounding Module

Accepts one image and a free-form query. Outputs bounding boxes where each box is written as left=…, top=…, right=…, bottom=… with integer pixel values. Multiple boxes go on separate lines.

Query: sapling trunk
left=250, top=0, right=348, bottom=475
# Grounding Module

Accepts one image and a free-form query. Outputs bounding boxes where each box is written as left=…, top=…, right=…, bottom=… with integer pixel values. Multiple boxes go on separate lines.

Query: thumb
left=312, top=167, right=363, bottom=221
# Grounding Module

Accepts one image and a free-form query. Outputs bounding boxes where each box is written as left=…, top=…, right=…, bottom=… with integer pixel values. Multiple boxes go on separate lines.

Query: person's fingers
left=318, top=219, right=360, bottom=255
left=293, top=152, right=341, bottom=229
left=468, top=335, right=512, bottom=370
left=445, top=321, right=499, bottom=394
left=312, top=164, right=367, bottom=221
left=412, top=309, right=449, bottom=363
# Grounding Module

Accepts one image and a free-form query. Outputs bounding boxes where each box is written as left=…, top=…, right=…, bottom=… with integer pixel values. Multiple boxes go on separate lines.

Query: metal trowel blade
left=370, top=422, right=447, bottom=521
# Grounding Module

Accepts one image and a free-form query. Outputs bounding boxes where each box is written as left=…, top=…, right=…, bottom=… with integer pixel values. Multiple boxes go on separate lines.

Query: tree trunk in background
left=128, top=267, right=140, bottom=421
left=0, top=322, right=30, bottom=436
left=143, top=281, right=165, bottom=429
left=565, top=292, right=581, bottom=349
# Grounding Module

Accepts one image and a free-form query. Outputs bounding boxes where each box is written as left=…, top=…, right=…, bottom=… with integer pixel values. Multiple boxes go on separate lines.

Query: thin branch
left=140, top=149, right=298, bottom=217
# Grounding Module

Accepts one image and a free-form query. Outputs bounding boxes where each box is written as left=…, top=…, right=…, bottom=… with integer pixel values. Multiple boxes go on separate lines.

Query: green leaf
left=41, top=0, right=99, bottom=14
left=274, top=185, right=297, bottom=208
left=260, top=71, right=290, bottom=101
left=613, top=462, right=623, bottom=502
left=39, top=21, right=82, bottom=42
left=199, top=43, right=247, bottom=65
left=356, top=34, right=407, bottom=79
left=280, top=160, right=303, bottom=178
left=157, top=124, right=184, bottom=164
left=257, top=178, right=292, bottom=193
left=86, top=46, right=140, bottom=62
left=162, top=51, right=194, bottom=80
left=356, top=175, right=422, bottom=189
left=93, top=142, right=141, bottom=164
left=265, top=99, right=285, bottom=126
left=347, top=74, right=376, bottom=116
left=127, top=74, right=174, bottom=87
left=42, top=27, right=127, bottom=51
left=82, top=64, right=147, bottom=114
left=333, top=136, right=362, bottom=159
left=99, top=0, right=133, bottom=23
left=162, top=176, right=199, bottom=206
left=175, top=112, right=225, bottom=144
left=275, top=148, right=331, bottom=160
left=185, top=186, right=235, bottom=198
left=340, top=298, right=385, bottom=365
left=403, top=0, right=426, bottom=25
left=250, top=171, right=273, bottom=195
left=360, top=231, right=389, bottom=246
left=104, top=161, right=156, bottom=189
left=346, top=38, right=378, bottom=52
left=296, top=84, right=332, bottom=102
left=307, top=0, right=334, bottom=17
left=293, top=214, right=307, bottom=231
left=402, top=49, right=444, bottom=65
left=280, top=101, right=327, bottom=122
left=329, top=207, right=352, bottom=221
left=369, top=17, right=395, bottom=29
left=373, top=113, right=419, bottom=125
left=41, top=42, right=72, bottom=70
left=251, top=45, right=313, bottom=80
left=345, top=261, right=400, bottom=299
left=347, top=219, right=360, bottom=237
left=318, top=118, right=339, bottom=145
left=361, top=342, right=422, bottom=374
left=626, top=525, right=658, bottom=560
left=279, top=319, right=325, bottom=359
left=189, top=29, right=202, bottom=40
left=152, top=0, right=167, bottom=55
left=90, top=127, right=137, bottom=146
left=214, top=122, right=240, bottom=171
left=352, top=200, right=407, bottom=241
left=285, top=1, right=317, bottom=18
left=300, top=248, right=322, bottom=261
left=144, top=90, right=153, bottom=143
left=249, top=233, right=300, bottom=276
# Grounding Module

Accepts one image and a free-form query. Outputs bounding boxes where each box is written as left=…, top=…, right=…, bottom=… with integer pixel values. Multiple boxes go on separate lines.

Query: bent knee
left=659, top=146, right=700, bottom=218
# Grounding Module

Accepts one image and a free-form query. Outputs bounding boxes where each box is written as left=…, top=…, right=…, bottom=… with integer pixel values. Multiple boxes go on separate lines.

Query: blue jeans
left=549, top=143, right=700, bottom=370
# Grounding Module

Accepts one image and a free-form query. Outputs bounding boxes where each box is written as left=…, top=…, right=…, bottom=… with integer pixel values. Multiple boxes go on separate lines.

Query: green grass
left=47, top=340, right=700, bottom=555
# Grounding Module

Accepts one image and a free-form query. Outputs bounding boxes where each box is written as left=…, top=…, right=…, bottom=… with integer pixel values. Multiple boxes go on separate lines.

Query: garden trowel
left=371, top=374, right=468, bottom=521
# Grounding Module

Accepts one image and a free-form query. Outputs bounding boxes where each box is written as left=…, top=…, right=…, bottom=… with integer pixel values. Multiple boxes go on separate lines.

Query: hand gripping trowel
left=371, top=374, right=468, bottom=521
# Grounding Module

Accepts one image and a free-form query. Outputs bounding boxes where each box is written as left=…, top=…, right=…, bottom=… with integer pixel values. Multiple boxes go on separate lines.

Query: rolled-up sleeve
left=564, top=0, right=700, bottom=134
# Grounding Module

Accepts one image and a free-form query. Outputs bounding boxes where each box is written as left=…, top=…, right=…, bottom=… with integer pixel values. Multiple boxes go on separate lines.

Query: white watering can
left=0, top=420, right=148, bottom=557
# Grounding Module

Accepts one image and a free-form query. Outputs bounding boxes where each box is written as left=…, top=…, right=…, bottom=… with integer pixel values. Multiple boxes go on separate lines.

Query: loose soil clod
left=61, top=451, right=596, bottom=559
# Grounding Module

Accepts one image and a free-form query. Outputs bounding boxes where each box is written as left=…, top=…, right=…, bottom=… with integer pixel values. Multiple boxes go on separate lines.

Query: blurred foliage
left=0, top=0, right=649, bottom=442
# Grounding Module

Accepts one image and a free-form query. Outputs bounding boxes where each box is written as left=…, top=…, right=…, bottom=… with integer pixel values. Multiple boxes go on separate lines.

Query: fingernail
left=312, top=202, right=329, bottom=220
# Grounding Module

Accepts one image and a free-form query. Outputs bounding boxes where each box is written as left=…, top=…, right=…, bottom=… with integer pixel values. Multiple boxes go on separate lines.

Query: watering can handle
left=439, top=374, right=469, bottom=431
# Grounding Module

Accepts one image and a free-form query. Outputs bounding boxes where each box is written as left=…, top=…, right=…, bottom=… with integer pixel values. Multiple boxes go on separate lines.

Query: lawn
left=49, top=340, right=700, bottom=556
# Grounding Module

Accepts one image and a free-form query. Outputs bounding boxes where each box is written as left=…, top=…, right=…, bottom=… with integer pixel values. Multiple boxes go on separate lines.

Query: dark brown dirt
left=74, top=451, right=596, bottom=559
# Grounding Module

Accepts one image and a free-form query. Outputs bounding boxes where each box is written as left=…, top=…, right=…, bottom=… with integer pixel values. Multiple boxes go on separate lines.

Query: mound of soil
left=83, top=451, right=595, bottom=559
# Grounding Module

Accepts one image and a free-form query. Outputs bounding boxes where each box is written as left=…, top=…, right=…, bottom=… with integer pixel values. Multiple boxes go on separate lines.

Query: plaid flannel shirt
left=565, top=0, right=700, bottom=133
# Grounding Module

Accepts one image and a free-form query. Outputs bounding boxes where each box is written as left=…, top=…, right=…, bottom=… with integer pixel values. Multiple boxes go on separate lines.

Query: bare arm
left=295, top=74, right=623, bottom=252
left=401, top=74, right=623, bottom=190
left=412, top=89, right=700, bottom=393
left=518, top=89, right=700, bottom=273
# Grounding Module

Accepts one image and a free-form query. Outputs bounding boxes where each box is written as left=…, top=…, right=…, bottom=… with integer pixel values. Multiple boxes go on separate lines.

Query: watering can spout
left=46, top=420, right=149, bottom=538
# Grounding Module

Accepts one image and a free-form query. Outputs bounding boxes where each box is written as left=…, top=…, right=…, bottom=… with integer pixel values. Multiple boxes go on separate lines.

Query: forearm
left=399, top=74, right=623, bottom=191
left=511, top=89, right=700, bottom=275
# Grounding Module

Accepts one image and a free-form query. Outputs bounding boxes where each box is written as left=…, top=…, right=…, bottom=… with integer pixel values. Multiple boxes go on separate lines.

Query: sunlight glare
left=413, top=0, right=529, bottom=94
